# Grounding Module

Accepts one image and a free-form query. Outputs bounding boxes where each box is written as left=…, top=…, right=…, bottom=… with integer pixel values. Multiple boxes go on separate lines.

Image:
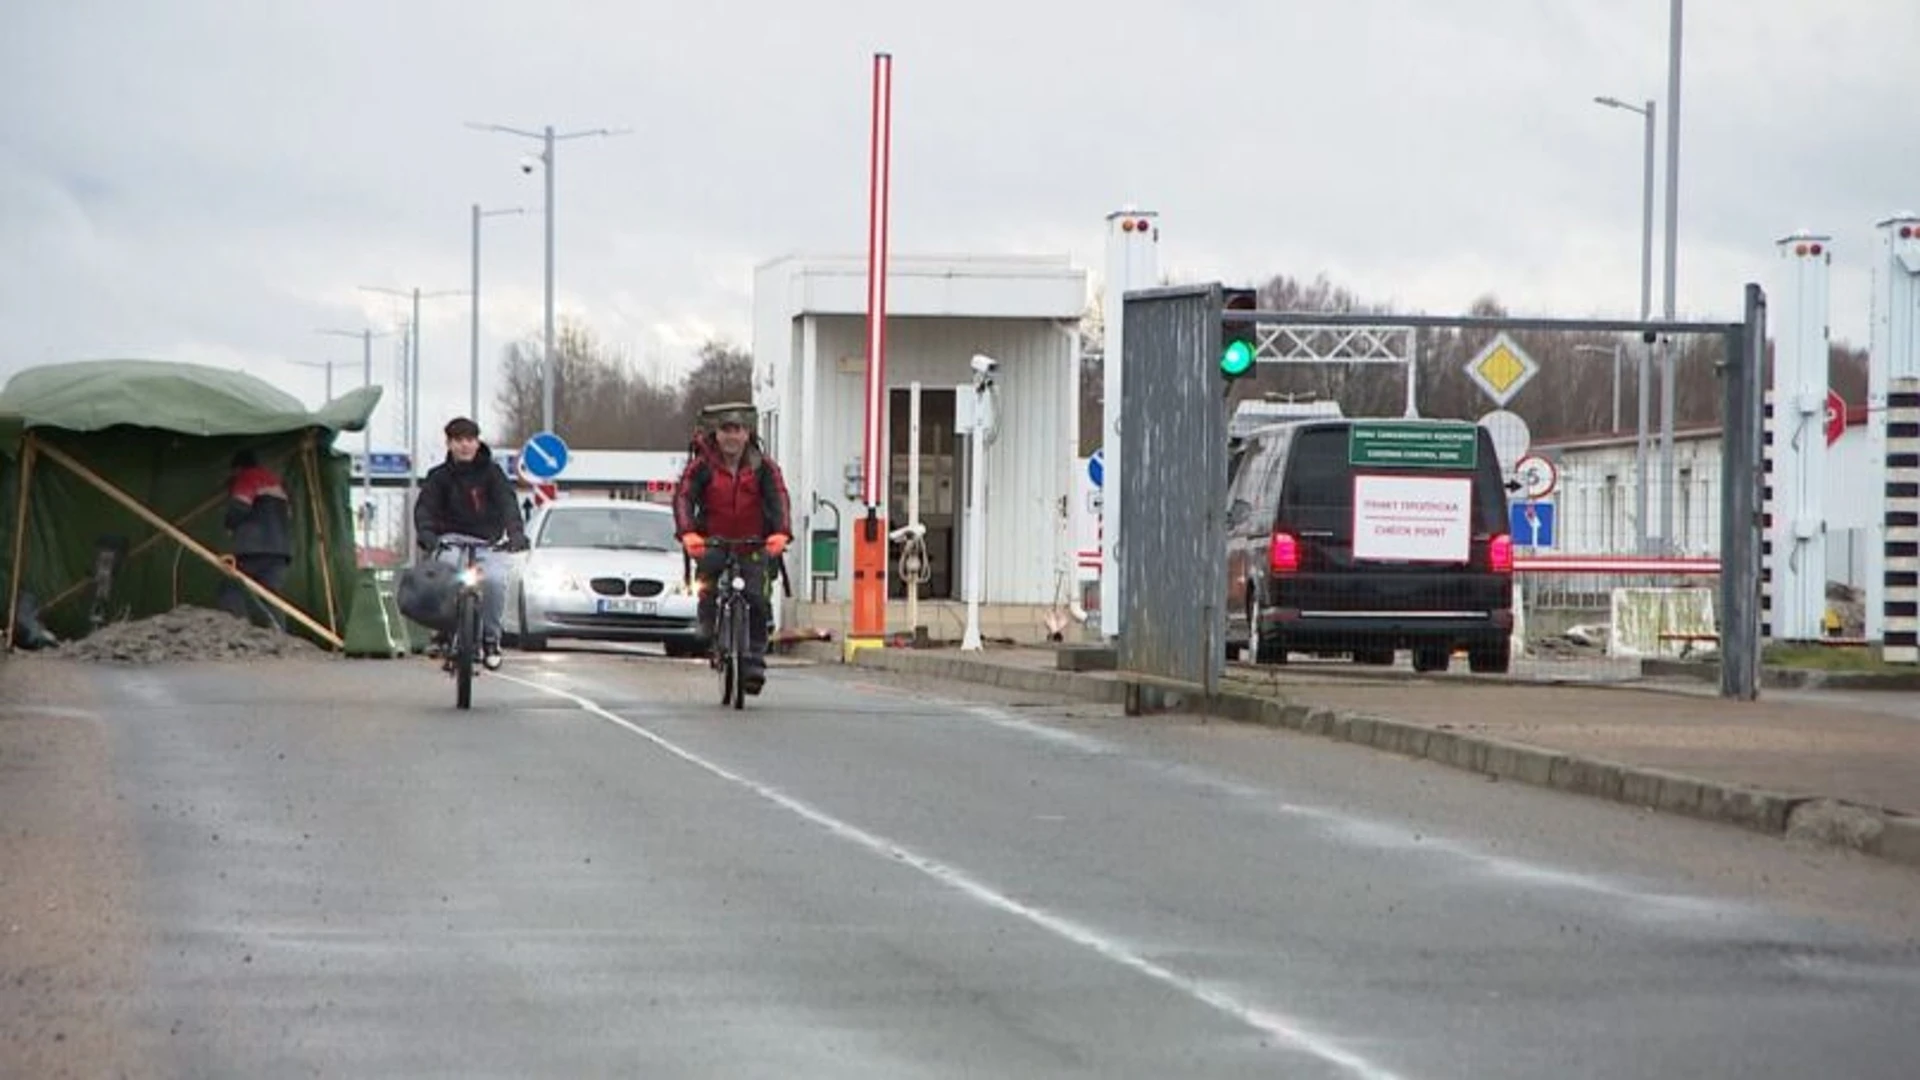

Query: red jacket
left=673, top=439, right=792, bottom=545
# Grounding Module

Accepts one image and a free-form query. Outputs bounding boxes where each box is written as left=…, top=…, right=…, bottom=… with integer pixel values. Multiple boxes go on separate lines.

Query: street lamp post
left=319, top=327, right=390, bottom=552
left=1573, top=343, right=1625, bottom=434
left=466, top=121, right=630, bottom=437
left=291, top=357, right=354, bottom=403
left=470, top=204, right=526, bottom=422
left=1594, top=93, right=1657, bottom=553
left=1660, top=0, right=1685, bottom=555
left=360, top=285, right=467, bottom=561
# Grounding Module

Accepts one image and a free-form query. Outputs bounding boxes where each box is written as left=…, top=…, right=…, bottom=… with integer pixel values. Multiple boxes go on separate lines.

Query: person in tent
left=220, top=449, right=294, bottom=630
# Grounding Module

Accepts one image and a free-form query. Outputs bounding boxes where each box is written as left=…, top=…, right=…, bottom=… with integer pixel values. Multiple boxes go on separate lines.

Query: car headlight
left=524, top=565, right=582, bottom=593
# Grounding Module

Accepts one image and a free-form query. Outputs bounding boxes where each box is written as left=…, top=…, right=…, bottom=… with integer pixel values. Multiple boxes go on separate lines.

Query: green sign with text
left=1348, top=422, right=1478, bottom=468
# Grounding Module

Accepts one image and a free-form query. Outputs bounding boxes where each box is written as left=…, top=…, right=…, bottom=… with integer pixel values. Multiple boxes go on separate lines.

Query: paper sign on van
left=1350, top=475, right=1473, bottom=562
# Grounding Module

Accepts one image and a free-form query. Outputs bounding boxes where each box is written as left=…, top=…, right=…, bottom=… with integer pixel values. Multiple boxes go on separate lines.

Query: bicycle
left=432, top=535, right=510, bottom=710
left=694, top=536, right=764, bottom=710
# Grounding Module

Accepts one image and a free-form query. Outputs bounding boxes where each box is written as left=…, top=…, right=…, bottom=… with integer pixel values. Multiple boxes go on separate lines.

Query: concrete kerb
left=845, top=647, right=1920, bottom=872
left=1642, top=657, right=1920, bottom=692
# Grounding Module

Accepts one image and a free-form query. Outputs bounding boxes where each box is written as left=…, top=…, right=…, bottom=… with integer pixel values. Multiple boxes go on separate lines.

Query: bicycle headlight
left=458, top=567, right=482, bottom=588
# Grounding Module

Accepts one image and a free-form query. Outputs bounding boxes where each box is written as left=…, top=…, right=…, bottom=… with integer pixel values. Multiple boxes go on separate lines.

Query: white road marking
left=843, top=685, right=1754, bottom=926
left=496, top=671, right=1408, bottom=1080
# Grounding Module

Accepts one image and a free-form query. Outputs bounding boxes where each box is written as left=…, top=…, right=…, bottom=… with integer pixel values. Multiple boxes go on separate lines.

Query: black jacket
left=413, top=442, right=526, bottom=547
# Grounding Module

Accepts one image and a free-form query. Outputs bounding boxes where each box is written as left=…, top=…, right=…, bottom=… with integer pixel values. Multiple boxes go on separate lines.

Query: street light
left=1594, top=93, right=1657, bottom=554
left=1573, top=343, right=1624, bottom=434
left=1660, top=0, right=1685, bottom=555
left=319, top=326, right=391, bottom=551
left=290, top=356, right=355, bottom=403
left=470, top=204, right=526, bottom=422
left=465, top=120, right=631, bottom=437
left=360, top=285, right=467, bottom=561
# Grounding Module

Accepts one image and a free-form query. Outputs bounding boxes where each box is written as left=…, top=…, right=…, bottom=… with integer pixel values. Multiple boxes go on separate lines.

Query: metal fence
left=1115, top=284, right=1765, bottom=698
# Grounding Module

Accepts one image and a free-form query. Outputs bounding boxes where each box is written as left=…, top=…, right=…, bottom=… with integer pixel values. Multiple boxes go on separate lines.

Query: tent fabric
left=0, top=358, right=380, bottom=449
left=0, top=360, right=384, bottom=645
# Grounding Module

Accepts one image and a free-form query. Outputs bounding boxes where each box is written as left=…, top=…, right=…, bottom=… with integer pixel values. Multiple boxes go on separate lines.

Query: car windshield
left=536, top=507, right=677, bottom=551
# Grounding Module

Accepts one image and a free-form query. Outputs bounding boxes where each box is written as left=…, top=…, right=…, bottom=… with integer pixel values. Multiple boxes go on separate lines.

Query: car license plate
left=597, top=598, right=658, bottom=615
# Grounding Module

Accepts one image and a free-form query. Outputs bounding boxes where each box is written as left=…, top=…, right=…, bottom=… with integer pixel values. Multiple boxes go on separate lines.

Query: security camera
left=889, top=522, right=926, bottom=543
left=519, top=156, right=539, bottom=175
left=970, top=354, right=998, bottom=377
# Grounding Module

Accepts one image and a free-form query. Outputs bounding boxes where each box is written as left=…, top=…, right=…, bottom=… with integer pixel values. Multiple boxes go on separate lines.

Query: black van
left=1224, top=418, right=1515, bottom=673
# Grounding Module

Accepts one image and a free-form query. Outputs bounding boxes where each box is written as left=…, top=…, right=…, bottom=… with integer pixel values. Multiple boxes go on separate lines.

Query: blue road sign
left=520, top=431, right=570, bottom=480
left=1509, top=501, right=1556, bottom=548
left=357, top=452, right=412, bottom=477
left=1088, top=447, right=1104, bottom=489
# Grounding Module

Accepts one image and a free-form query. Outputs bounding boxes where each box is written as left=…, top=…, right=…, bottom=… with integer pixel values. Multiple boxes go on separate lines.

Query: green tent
left=0, top=359, right=382, bottom=649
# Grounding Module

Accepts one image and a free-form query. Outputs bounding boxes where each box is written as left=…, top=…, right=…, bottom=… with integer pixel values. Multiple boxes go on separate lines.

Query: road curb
left=1642, top=657, right=1920, bottom=692
left=847, top=648, right=1918, bottom=872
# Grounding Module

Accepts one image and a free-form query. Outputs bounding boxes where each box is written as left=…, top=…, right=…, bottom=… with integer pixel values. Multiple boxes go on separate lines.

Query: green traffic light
left=1221, top=340, right=1254, bottom=378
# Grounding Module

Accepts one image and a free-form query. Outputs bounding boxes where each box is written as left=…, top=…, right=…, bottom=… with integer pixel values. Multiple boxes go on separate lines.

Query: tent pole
left=301, top=433, right=340, bottom=635
left=31, top=440, right=343, bottom=650
left=4, top=438, right=37, bottom=654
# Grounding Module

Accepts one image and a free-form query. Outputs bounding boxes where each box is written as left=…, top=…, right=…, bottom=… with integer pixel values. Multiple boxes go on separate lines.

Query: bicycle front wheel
left=454, top=592, right=477, bottom=710
left=728, top=596, right=749, bottom=711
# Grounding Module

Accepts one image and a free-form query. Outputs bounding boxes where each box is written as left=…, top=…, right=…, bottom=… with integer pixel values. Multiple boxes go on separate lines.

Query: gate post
left=1718, top=284, right=1767, bottom=699
left=1117, top=285, right=1227, bottom=695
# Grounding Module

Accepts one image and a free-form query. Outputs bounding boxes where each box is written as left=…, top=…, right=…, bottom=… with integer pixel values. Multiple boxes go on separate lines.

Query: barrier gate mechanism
left=1113, top=282, right=1767, bottom=701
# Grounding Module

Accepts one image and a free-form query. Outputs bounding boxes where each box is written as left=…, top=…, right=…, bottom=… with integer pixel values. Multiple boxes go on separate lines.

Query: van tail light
left=1489, top=533, right=1514, bottom=573
left=1269, top=530, right=1300, bottom=573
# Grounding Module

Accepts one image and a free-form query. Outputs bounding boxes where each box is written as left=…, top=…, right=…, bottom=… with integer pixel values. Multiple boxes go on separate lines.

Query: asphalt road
left=14, top=646, right=1920, bottom=1079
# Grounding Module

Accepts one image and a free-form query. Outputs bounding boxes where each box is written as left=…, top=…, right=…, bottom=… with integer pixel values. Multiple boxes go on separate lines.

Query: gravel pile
left=53, top=606, right=328, bottom=664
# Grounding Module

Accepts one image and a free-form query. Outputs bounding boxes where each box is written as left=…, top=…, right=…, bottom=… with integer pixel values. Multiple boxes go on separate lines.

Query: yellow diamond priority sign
left=1464, top=332, right=1538, bottom=407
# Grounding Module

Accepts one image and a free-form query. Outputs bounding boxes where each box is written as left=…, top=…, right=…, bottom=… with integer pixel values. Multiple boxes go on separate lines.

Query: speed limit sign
left=1514, top=454, right=1557, bottom=500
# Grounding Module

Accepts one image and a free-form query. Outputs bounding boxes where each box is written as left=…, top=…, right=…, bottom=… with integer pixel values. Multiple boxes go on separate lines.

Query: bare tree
left=494, top=321, right=681, bottom=449
left=675, top=339, right=753, bottom=435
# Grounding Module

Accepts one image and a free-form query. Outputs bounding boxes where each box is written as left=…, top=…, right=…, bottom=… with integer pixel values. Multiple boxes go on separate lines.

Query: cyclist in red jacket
left=673, top=401, right=792, bottom=693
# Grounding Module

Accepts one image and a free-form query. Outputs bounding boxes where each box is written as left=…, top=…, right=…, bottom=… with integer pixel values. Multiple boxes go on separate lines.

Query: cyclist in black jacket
left=413, top=417, right=529, bottom=668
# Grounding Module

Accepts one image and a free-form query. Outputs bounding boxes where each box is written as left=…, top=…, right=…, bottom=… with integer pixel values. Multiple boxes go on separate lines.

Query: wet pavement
left=5, top=647, right=1919, bottom=1078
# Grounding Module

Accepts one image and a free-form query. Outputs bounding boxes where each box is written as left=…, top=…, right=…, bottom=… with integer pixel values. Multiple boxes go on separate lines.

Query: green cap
left=700, top=401, right=758, bottom=430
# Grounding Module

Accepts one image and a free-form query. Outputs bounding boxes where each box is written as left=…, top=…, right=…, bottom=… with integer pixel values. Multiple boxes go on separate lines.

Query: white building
left=753, top=253, right=1089, bottom=641
left=1528, top=411, right=1874, bottom=584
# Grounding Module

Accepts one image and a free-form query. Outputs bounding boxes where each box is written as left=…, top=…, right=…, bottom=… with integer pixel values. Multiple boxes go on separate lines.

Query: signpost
left=1825, top=388, right=1847, bottom=446
left=351, top=452, right=413, bottom=479
left=520, top=430, right=570, bottom=480
left=517, top=430, right=567, bottom=508
left=1509, top=501, right=1557, bottom=548
left=1514, top=454, right=1558, bottom=500
left=1464, top=332, right=1540, bottom=407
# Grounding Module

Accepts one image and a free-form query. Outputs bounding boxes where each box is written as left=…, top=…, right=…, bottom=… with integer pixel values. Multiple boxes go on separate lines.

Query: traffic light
left=1220, top=287, right=1258, bottom=381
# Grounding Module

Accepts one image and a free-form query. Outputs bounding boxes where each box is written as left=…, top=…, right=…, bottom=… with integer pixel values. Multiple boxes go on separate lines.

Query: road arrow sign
left=521, top=430, right=570, bottom=480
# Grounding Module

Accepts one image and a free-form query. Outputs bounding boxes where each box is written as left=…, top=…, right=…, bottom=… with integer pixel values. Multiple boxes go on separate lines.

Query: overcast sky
left=4, top=0, right=1915, bottom=453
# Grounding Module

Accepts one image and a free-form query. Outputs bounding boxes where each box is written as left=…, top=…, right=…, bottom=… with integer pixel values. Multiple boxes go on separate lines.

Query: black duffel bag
left=396, top=560, right=462, bottom=632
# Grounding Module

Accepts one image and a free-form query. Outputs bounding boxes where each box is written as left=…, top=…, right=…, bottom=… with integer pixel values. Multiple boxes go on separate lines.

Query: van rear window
left=1280, top=427, right=1508, bottom=533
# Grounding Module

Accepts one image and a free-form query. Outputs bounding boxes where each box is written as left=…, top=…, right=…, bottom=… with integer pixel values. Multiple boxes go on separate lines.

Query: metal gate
left=1114, top=283, right=1764, bottom=699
